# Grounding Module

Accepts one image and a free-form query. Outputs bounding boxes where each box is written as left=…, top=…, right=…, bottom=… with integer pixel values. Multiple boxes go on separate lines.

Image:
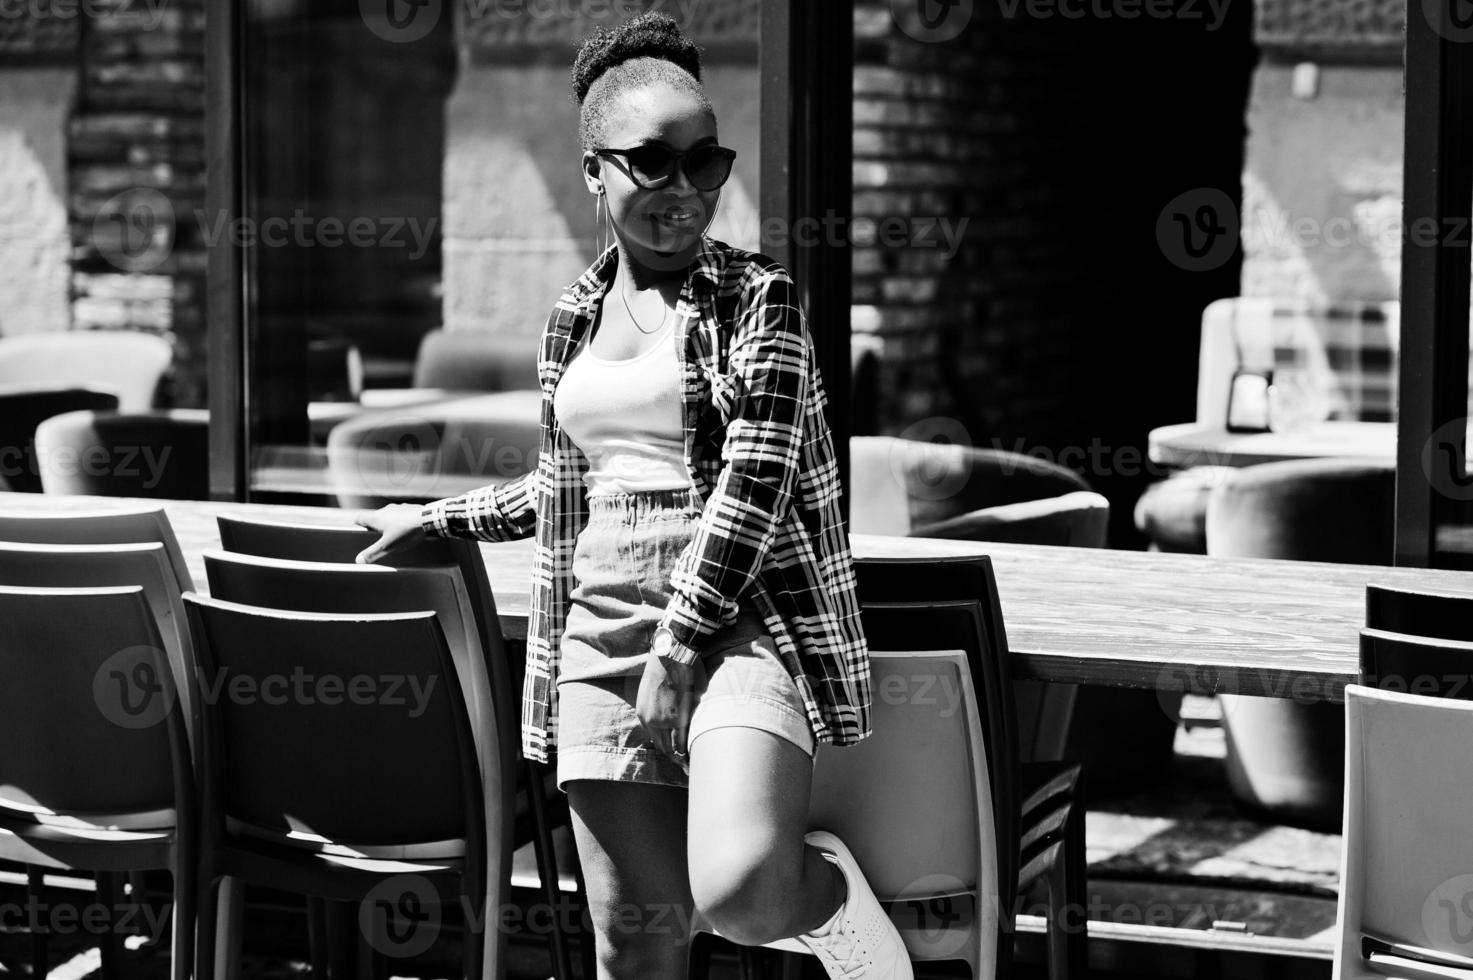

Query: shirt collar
left=565, top=236, right=729, bottom=313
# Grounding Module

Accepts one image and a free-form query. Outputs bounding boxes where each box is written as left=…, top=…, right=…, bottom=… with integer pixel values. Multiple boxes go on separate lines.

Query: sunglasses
left=594, top=143, right=738, bottom=192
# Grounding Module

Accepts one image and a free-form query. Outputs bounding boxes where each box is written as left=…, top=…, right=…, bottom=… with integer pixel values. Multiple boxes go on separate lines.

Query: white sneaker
left=799, top=830, right=914, bottom=980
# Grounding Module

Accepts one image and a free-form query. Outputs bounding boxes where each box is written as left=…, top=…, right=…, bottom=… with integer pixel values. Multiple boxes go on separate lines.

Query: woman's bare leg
left=565, top=780, right=696, bottom=980
left=685, top=728, right=845, bottom=946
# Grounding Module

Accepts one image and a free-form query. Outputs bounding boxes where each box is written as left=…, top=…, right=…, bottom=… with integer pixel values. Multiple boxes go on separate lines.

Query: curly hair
left=571, top=12, right=712, bottom=151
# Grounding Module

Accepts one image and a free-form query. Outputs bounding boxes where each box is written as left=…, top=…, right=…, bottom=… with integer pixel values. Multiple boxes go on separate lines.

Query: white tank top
left=553, top=316, right=692, bottom=497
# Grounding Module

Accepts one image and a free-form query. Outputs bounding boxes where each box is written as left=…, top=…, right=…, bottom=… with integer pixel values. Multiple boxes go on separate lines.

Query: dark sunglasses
left=594, top=143, right=737, bottom=192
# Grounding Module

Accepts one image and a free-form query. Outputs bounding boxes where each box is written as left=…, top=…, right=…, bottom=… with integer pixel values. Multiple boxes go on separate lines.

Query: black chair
left=1365, top=582, right=1473, bottom=639
left=0, top=585, right=194, bottom=980
left=184, top=595, right=487, bottom=980
left=854, top=555, right=1086, bottom=980
left=213, top=514, right=580, bottom=980
left=34, top=409, right=209, bottom=500
left=1359, top=584, right=1473, bottom=700
left=0, top=386, right=120, bottom=493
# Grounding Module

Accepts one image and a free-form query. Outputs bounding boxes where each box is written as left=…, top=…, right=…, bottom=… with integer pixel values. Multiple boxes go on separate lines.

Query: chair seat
left=225, top=817, right=469, bottom=861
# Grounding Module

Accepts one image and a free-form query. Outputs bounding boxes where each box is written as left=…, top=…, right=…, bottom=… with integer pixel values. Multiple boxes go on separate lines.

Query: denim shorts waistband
left=585, top=486, right=703, bottom=523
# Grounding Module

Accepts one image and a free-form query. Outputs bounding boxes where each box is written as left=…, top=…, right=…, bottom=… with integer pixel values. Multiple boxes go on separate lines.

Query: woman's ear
left=581, top=151, right=604, bottom=196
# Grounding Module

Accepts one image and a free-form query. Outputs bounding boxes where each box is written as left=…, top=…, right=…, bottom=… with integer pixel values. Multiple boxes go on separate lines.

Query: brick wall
left=69, top=0, right=207, bottom=407
left=852, top=0, right=1254, bottom=545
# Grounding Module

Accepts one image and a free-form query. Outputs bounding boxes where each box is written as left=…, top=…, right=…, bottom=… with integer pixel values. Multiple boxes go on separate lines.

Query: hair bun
left=571, top=12, right=703, bottom=105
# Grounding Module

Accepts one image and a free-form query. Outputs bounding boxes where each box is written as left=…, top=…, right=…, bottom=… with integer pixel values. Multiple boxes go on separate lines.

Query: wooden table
left=11, top=492, right=1473, bottom=703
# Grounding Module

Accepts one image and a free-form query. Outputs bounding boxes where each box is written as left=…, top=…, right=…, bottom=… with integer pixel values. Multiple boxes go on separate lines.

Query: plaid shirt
left=422, top=237, right=872, bottom=763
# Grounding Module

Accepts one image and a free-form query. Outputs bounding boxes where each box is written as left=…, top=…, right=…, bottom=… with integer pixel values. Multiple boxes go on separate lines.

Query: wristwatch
left=652, top=625, right=698, bottom=665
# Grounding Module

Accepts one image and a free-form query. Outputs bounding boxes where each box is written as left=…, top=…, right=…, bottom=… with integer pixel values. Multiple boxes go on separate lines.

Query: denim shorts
left=553, top=486, right=815, bottom=790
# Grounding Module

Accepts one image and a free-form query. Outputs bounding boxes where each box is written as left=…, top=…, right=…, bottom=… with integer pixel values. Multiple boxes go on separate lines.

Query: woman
left=357, top=13, right=910, bottom=980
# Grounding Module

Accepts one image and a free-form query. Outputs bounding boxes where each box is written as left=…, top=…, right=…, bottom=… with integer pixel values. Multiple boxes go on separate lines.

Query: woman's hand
left=636, top=655, right=704, bottom=769
left=354, top=504, right=429, bottom=564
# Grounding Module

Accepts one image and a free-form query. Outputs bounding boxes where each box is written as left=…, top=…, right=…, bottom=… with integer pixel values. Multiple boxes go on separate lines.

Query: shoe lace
left=807, top=919, right=869, bottom=979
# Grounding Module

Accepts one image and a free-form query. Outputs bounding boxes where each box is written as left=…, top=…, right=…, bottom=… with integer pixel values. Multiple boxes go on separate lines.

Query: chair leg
left=325, top=900, right=358, bottom=980
left=168, top=858, right=195, bottom=980
left=736, top=945, right=768, bottom=980
left=525, top=759, right=576, bottom=980
left=307, top=898, right=331, bottom=979
left=461, top=893, right=485, bottom=980
left=96, top=872, right=123, bottom=980
left=27, top=867, right=47, bottom=979
left=1044, top=805, right=1089, bottom=980
left=214, top=877, right=246, bottom=980
left=195, top=873, right=220, bottom=980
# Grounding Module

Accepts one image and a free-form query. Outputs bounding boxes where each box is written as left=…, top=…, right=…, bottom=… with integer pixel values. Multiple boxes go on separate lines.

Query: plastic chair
left=412, top=329, right=541, bottom=392
left=0, top=584, right=194, bottom=980
left=324, top=392, right=541, bottom=508
left=203, top=549, right=514, bottom=978
left=211, top=515, right=578, bottom=980
left=1207, top=457, right=1396, bottom=830
left=34, top=409, right=210, bottom=500
left=0, top=386, right=121, bottom=493
left=1365, top=583, right=1473, bottom=640
left=0, top=541, right=197, bottom=748
left=0, top=332, right=173, bottom=412
left=1333, top=684, right=1473, bottom=980
left=183, top=594, right=486, bottom=980
left=0, top=504, right=194, bottom=592
left=853, top=559, right=1087, bottom=980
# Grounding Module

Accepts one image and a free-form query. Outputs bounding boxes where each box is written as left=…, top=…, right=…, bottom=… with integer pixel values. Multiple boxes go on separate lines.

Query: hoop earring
left=593, top=192, right=610, bottom=255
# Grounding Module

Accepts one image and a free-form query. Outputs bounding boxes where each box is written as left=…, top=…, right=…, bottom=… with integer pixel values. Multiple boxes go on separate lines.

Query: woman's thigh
left=565, top=780, right=696, bottom=967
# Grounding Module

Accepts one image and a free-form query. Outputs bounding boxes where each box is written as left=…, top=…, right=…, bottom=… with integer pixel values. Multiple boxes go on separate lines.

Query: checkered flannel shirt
left=421, top=237, right=872, bottom=763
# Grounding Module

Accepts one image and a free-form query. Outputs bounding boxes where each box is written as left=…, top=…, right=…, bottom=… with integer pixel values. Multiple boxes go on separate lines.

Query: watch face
left=653, top=629, right=672, bottom=655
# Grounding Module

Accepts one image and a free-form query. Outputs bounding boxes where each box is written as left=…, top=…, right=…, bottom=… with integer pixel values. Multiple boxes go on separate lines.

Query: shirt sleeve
left=420, top=469, right=538, bottom=542
left=655, top=267, right=810, bottom=664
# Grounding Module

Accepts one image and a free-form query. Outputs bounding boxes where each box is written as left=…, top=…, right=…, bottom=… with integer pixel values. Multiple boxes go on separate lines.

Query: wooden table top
left=10, top=492, right=1473, bottom=703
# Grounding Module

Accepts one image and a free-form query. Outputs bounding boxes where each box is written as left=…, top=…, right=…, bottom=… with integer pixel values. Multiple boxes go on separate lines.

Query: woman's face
left=584, top=84, right=720, bottom=269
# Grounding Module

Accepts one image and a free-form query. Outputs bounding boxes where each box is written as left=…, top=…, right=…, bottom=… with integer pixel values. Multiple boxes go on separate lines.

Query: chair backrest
left=202, top=549, right=505, bottom=769
left=1358, top=628, right=1473, bottom=701
left=0, top=585, right=188, bottom=827
left=849, top=435, right=1094, bottom=537
left=412, top=328, right=541, bottom=392
left=909, top=490, right=1111, bottom=548
left=1204, top=457, right=1396, bottom=564
left=0, top=387, right=121, bottom=493
left=1365, top=583, right=1473, bottom=640
left=0, top=504, right=193, bottom=592
left=33, top=409, right=210, bottom=500
left=213, top=513, right=515, bottom=749
left=0, top=541, right=196, bottom=746
left=1196, top=298, right=1402, bottom=427
left=184, top=593, right=483, bottom=856
left=0, top=332, right=173, bottom=412
left=805, top=600, right=1001, bottom=973
left=1335, top=684, right=1473, bottom=980
left=323, top=393, right=541, bottom=508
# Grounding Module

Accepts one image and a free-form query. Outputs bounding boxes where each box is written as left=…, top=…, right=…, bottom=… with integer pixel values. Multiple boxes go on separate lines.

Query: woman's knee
left=689, top=844, right=803, bottom=946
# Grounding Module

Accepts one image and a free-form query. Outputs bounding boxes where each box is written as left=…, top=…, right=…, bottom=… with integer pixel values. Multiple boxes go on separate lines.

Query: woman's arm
left=421, top=467, right=539, bottom=542
left=655, top=265, right=810, bottom=663
left=354, top=468, right=538, bottom=564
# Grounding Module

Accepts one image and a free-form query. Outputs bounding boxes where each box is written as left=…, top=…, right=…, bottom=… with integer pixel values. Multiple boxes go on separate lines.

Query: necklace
left=619, top=276, right=668, bottom=335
